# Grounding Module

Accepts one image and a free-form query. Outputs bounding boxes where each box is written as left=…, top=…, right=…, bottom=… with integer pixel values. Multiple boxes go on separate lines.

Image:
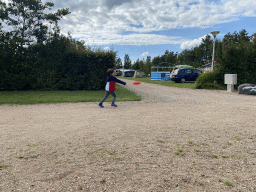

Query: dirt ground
left=1, top=79, right=256, bottom=191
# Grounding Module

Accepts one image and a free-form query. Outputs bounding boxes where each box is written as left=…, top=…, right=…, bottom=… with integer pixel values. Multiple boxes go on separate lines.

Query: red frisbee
left=133, top=82, right=141, bottom=85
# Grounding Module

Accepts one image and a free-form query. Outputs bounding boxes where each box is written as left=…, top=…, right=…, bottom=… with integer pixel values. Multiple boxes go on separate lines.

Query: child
left=99, top=69, right=126, bottom=108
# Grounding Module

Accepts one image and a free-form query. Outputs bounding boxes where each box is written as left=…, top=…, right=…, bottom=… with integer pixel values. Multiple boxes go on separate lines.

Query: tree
left=177, top=49, right=196, bottom=66
left=124, top=54, right=132, bottom=69
left=144, top=56, right=152, bottom=77
left=0, top=0, right=71, bottom=90
left=115, top=57, right=122, bottom=69
left=199, top=34, right=213, bottom=64
left=152, top=56, right=161, bottom=68
left=165, top=51, right=177, bottom=65
left=115, top=57, right=123, bottom=69
left=132, top=58, right=140, bottom=70
left=139, top=59, right=145, bottom=72
left=2, top=0, right=70, bottom=46
left=215, top=31, right=256, bottom=86
left=223, top=29, right=250, bottom=44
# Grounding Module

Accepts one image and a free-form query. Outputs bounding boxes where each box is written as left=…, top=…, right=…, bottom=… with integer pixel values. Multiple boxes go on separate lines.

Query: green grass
left=100, top=179, right=106, bottom=184
left=0, top=75, right=235, bottom=105
left=224, top=181, right=233, bottom=186
left=118, top=76, right=197, bottom=89
left=119, top=76, right=239, bottom=92
left=0, top=84, right=141, bottom=105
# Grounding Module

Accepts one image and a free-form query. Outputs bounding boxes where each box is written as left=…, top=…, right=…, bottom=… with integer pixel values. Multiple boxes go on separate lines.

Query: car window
left=180, top=69, right=185, bottom=73
left=172, top=69, right=179, bottom=75
left=185, top=69, right=192, bottom=73
left=193, top=69, right=199, bottom=74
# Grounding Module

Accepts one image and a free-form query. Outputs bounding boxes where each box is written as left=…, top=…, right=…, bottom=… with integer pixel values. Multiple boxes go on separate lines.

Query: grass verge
left=118, top=76, right=239, bottom=92
left=0, top=76, right=238, bottom=105
left=118, top=76, right=196, bottom=89
left=0, top=84, right=141, bottom=105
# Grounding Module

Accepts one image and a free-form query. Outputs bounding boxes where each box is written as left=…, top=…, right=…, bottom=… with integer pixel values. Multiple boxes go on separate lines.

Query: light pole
left=211, top=31, right=220, bottom=71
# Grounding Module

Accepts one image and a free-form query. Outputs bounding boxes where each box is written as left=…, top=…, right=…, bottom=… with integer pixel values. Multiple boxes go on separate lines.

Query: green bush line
left=0, top=36, right=116, bottom=91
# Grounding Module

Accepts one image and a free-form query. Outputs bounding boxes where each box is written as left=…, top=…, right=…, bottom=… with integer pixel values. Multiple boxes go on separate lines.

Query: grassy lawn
left=118, top=76, right=197, bottom=89
left=0, top=84, right=141, bottom=105
left=118, top=76, right=239, bottom=92
left=0, top=76, right=238, bottom=105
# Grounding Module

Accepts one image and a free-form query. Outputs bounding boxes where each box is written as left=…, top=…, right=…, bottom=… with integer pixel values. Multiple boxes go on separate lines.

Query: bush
left=195, top=70, right=225, bottom=90
left=196, top=83, right=226, bottom=90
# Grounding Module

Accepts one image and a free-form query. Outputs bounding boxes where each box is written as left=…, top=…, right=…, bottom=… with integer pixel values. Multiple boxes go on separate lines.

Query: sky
left=2, top=0, right=256, bottom=64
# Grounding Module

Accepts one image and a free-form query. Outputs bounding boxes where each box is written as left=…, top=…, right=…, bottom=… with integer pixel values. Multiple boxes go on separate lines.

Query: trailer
left=115, top=69, right=136, bottom=77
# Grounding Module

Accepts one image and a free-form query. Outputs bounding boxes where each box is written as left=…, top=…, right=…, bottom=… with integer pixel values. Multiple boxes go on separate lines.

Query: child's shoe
left=99, top=103, right=104, bottom=108
left=111, top=103, right=117, bottom=107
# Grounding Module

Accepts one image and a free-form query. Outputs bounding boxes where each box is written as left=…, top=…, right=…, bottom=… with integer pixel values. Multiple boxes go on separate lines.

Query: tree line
left=116, top=29, right=256, bottom=85
left=0, top=0, right=116, bottom=91
left=1, top=0, right=255, bottom=90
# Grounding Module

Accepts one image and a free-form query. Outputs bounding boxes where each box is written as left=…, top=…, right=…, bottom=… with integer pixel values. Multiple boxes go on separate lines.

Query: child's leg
left=110, top=91, right=117, bottom=104
left=99, top=91, right=110, bottom=104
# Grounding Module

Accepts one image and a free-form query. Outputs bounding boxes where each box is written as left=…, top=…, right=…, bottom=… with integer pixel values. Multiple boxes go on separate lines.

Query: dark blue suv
left=171, top=68, right=202, bottom=83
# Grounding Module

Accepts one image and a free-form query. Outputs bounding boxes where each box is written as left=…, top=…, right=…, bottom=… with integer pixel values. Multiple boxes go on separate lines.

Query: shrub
left=195, top=70, right=225, bottom=90
left=196, top=83, right=225, bottom=90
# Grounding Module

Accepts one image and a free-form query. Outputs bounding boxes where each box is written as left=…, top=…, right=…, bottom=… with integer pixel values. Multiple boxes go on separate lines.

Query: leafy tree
left=223, top=29, right=250, bottom=44
left=152, top=56, right=161, bottom=68
left=115, top=57, right=122, bottom=69
left=199, top=34, right=213, bottom=64
left=2, top=0, right=70, bottom=45
left=177, top=49, right=196, bottom=66
left=0, top=0, right=70, bottom=90
left=215, top=36, right=256, bottom=86
left=124, top=54, right=132, bottom=69
left=132, top=58, right=140, bottom=70
left=139, top=59, right=145, bottom=72
left=144, top=56, right=153, bottom=77
left=165, top=51, right=178, bottom=65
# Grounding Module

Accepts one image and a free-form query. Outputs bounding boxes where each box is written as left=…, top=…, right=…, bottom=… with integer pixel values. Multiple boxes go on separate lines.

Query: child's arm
left=114, top=77, right=126, bottom=85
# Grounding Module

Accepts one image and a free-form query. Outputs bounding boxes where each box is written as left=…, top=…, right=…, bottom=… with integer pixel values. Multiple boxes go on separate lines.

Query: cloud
left=3, top=0, right=256, bottom=46
left=103, top=47, right=110, bottom=51
left=79, top=33, right=184, bottom=45
left=104, top=0, right=133, bottom=10
left=180, top=35, right=209, bottom=49
left=141, top=52, right=148, bottom=57
left=54, top=0, right=256, bottom=44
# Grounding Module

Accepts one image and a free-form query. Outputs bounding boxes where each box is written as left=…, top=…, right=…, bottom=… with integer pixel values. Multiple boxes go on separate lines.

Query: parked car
left=171, top=68, right=202, bottom=83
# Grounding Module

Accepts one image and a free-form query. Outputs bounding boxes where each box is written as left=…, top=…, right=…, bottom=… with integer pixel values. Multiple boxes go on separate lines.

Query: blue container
left=151, top=71, right=171, bottom=81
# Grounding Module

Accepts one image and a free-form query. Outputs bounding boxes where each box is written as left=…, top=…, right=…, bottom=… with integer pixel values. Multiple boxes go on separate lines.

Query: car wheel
left=181, top=78, right=186, bottom=83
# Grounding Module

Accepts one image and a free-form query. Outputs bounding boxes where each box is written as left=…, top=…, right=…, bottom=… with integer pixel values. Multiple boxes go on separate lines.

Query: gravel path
left=1, top=79, right=256, bottom=191
left=124, top=79, right=255, bottom=107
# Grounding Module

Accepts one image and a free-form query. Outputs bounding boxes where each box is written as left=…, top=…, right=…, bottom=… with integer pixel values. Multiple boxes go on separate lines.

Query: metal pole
left=212, top=37, right=216, bottom=71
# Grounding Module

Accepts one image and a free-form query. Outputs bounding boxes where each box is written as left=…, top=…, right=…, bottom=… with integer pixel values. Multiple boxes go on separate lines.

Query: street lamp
left=211, top=31, right=220, bottom=71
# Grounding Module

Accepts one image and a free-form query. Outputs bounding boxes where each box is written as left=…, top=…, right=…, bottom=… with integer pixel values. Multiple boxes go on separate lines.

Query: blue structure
left=151, top=71, right=171, bottom=81
left=151, top=63, right=174, bottom=81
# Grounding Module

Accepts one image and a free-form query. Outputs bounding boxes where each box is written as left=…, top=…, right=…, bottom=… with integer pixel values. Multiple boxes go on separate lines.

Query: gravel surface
left=1, top=79, right=256, bottom=191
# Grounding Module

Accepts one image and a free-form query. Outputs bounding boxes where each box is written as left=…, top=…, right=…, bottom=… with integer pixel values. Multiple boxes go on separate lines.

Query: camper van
left=115, top=69, right=135, bottom=77
left=133, top=70, right=146, bottom=78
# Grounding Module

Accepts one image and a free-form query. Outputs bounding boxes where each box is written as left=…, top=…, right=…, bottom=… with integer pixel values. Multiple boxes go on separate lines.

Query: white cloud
left=180, top=34, right=209, bottom=49
left=3, top=0, right=256, bottom=45
left=103, top=47, right=110, bottom=51
left=54, top=0, right=256, bottom=45
left=79, top=33, right=184, bottom=45
left=141, top=52, right=148, bottom=56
